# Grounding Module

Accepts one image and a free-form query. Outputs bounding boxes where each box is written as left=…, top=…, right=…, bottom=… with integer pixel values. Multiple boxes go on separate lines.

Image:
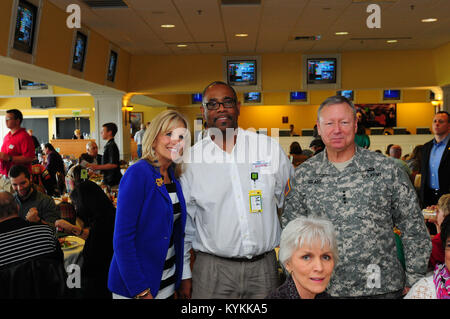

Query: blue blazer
left=108, top=160, right=187, bottom=298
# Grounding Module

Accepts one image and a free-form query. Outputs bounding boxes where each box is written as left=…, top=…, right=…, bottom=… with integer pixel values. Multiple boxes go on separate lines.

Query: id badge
left=249, top=190, right=263, bottom=213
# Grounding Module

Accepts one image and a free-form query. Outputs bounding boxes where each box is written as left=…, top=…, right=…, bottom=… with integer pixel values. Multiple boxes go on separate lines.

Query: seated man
left=0, top=191, right=67, bottom=298
left=9, top=165, right=60, bottom=226
left=79, top=141, right=102, bottom=166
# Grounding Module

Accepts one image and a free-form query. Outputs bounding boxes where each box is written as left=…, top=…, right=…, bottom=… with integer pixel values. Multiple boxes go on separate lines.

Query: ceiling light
left=386, top=39, right=398, bottom=43
left=235, top=33, right=248, bottom=37
left=177, top=44, right=187, bottom=48
left=335, top=32, right=349, bottom=35
left=161, top=24, right=175, bottom=28
left=421, top=18, right=437, bottom=23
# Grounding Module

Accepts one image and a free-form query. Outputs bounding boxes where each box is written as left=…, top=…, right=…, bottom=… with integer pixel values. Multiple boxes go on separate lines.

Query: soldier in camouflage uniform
left=282, top=95, right=431, bottom=298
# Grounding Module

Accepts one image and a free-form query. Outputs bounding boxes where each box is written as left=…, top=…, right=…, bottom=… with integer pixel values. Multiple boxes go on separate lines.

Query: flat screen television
left=13, top=0, right=38, bottom=54
left=107, top=50, right=118, bottom=82
left=31, top=96, right=56, bottom=109
left=307, top=58, right=337, bottom=84
left=191, top=93, right=202, bottom=104
left=337, top=90, right=354, bottom=101
left=18, top=79, right=48, bottom=90
left=72, top=31, right=87, bottom=71
left=383, top=89, right=401, bottom=100
left=227, top=60, right=257, bottom=86
left=244, top=92, right=261, bottom=103
left=290, top=91, right=307, bottom=102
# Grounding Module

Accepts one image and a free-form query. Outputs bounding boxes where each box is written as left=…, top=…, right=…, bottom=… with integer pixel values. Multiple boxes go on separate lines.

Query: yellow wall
left=35, top=1, right=73, bottom=74
left=128, top=50, right=444, bottom=94
left=434, top=42, right=450, bottom=87
left=83, top=30, right=109, bottom=86
left=341, top=50, right=436, bottom=89
left=128, top=104, right=168, bottom=126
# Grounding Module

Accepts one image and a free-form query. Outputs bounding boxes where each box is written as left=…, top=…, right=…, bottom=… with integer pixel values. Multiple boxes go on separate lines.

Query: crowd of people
left=0, top=82, right=449, bottom=300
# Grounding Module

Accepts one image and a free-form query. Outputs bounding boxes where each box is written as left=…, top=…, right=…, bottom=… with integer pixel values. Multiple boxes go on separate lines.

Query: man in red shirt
left=0, top=109, right=35, bottom=192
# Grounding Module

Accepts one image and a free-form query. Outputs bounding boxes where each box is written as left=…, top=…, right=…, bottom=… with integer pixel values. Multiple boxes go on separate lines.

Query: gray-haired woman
left=266, top=216, right=338, bottom=299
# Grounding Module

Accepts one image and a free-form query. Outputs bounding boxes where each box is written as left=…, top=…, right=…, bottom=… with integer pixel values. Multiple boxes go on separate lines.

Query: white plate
left=60, top=236, right=85, bottom=250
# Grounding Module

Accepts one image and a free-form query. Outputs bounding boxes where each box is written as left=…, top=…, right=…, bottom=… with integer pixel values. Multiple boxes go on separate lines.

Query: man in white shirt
left=178, top=81, right=293, bottom=299
left=133, top=124, right=146, bottom=158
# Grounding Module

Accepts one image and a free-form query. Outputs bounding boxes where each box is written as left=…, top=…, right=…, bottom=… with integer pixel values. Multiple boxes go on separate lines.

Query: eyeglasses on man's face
left=203, top=98, right=236, bottom=110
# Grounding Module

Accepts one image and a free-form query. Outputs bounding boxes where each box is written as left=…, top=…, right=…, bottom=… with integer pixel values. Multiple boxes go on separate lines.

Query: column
left=92, top=93, right=131, bottom=161
left=441, top=85, right=450, bottom=113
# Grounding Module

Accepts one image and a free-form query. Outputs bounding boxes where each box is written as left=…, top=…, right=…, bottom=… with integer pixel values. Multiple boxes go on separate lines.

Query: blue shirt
left=428, top=134, right=450, bottom=189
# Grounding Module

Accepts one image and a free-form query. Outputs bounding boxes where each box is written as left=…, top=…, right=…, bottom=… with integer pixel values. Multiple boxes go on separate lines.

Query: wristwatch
left=134, top=288, right=151, bottom=299
left=8, top=155, right=12, bottom=162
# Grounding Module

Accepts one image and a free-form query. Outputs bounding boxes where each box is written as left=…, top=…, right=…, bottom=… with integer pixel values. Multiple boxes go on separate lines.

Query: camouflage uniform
left=282, top=146, right=431, bottom=297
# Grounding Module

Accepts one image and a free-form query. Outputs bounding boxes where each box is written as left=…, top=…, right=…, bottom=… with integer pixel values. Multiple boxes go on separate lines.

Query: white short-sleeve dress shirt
left=180, top=128, right=294, bottom=279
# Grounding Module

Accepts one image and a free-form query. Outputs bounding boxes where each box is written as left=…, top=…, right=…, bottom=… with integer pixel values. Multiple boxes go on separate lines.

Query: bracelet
left=79, top=228, right=84, bottom=236
left=134, top=288, right=151, bottom=299
left=8, top=155, right=12, bottom=162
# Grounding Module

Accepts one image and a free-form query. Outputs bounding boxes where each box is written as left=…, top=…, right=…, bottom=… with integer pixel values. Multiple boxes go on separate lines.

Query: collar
left=8, top=127, right=26, bottom=137
left=317, top=145, right=361, bottom=174
left=433, top=133, right=450, bottom=146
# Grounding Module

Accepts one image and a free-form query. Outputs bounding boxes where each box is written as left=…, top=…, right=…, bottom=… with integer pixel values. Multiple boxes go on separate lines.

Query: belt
left=203, top=250, right=273, bottom=263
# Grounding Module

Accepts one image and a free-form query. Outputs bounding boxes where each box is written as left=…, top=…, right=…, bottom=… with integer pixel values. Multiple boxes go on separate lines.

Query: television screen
left=290, top=91, right=307, bottom=102
left=337, top=90, right=354, bottom=101
left=18, top=79, right=48, bottom=90
left=13, top=0, right=37, bottom=54
left=227, top=60, right=257, bottom=86
left=191, top=93, right=202, bottom=104
left=107, top=50, right=118, bottom=82
left=31, top=96, right=56, bottom=109
left=307, top=58, right=336, bottom=84
left=72, top=31, right=87, bottom=71
left=383, top=90, right=401, bottom=100
left=244, top=92, right=261, bottom=103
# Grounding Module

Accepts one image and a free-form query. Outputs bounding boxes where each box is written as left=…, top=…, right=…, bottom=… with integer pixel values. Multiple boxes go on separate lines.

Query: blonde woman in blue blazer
left=108, top=110, right=189, bottom=299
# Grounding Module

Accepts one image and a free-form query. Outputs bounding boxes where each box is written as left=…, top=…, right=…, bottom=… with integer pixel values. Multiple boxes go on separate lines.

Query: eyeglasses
left=203, top=99, right=236, bottom=110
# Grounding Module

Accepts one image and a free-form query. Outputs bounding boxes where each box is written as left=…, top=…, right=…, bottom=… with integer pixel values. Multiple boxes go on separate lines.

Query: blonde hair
left=141, top=110, right=189, bottom=178
left=438, top=194, right=450, bottom=218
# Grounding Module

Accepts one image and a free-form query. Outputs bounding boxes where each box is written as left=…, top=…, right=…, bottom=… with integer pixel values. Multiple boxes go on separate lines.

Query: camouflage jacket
left=282, top=146, right=431, bottom=297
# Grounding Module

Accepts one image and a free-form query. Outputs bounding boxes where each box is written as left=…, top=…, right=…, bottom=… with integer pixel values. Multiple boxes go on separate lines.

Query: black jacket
left=0, top=218, right=68, bottom=298
left=419, top=136, right=450, bottom=207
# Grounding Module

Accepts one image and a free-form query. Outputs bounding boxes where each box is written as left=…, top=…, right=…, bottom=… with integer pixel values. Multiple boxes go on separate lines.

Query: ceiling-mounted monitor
left=72, top=31, right=87, bottom=72
left=290, top=91, right=308, bottom=103
left=223, top=56, right=262, bottom=92
left=13, top=0, right=38, bottom=54
left=191, top=93, right=202, bottom=104
left=31, top=96, right=56, bottom=109
left=302, top=54, right=341, bottom=90
left=337, top=90, right=354, bottom=101
left=18, top=79, right=48, bottom=90
left=243, top=92, right=262, bottom=104
left=307, top=58, right=336, bottom=84
left=106, top=50, right=118, bottom=82
left=383, top=89, right=401, bottom=101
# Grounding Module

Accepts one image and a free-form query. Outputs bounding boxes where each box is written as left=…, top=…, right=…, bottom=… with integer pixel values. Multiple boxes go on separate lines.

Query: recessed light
left=235, top=33, right=248, bottom=37
left=421, top=18, right=437, bottom=23
left=386, top=39, right=398, bottom=43
left=161, top=24, right=175, bottom=28
left=177, top=44, right=187, bottom=48
left=335, top=32, right=349, bottom=35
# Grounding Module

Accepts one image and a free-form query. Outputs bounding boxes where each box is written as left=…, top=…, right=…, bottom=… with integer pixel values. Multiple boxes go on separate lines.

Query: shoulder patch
left=284, top=178, right=291, bottom=196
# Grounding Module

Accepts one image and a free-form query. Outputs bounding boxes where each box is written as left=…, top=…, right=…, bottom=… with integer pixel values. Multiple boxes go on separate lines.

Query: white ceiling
left=47, top=0, right=450, bottom=55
